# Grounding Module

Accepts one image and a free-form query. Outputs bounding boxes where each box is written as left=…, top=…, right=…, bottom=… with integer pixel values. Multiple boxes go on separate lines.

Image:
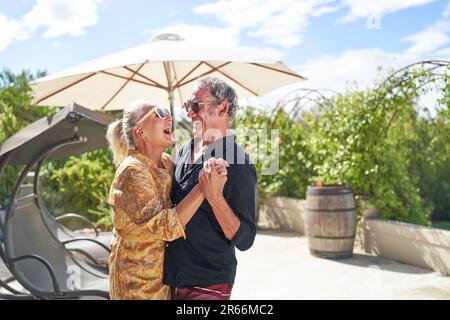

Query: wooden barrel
left=305, top=186, right=356, bottom=259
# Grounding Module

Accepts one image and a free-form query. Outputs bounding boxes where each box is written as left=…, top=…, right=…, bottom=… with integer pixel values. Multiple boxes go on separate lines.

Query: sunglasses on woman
left=136, top=107, right=171, bottom=125
left=183, top=99, right=218, bottom=113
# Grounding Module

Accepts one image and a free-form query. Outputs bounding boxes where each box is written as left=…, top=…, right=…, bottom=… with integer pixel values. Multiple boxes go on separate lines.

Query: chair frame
left=0, top=136, right=109, bottom=299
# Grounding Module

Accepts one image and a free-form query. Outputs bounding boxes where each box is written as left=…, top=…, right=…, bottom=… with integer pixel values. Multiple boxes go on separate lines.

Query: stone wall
left=360, top=219, right=450, bottom=276
left=257, top=197, right=306, bottom=234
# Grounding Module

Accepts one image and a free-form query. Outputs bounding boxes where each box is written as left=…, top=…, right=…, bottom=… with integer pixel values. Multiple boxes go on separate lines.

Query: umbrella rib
left=176, top=62, right=231, bottom=88
left=174, top=62, right=204, bottom=88
left=34, top=73, right=96, bottom=104
left=123, top=66, right=167, bottom=90
left=100, top=71, right=161, bottom=88
left=203, top=61, right=258, bottom=96
left=100, top=63, right=145, bottom=110
left=249, top=63, right=307, bottom=80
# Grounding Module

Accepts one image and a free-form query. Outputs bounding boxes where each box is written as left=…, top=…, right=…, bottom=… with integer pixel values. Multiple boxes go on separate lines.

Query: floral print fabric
left=108, top=150, right=185, bottom=300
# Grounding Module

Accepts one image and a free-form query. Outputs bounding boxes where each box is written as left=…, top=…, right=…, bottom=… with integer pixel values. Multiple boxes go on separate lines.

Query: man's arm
left=200, top=161, right=257, bottom=251
left=208, top=195, right=241, bottom=241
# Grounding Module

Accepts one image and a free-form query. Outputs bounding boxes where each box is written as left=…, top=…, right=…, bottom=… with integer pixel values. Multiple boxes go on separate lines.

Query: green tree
left=0, top=70, right=116, bottom=230
left=0, top=69, right=54, bottom=208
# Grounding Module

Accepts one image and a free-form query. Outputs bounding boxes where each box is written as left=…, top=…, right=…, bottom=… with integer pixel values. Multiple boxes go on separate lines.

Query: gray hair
left=197, top=77, right=239, bottom=121
left=106, top=100, right=155, bottom=165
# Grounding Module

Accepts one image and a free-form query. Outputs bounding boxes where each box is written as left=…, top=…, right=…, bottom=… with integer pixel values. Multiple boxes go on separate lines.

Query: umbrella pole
left=164, top=61, right=176, bottom=130
left=169, top=88, right=175, bottom=130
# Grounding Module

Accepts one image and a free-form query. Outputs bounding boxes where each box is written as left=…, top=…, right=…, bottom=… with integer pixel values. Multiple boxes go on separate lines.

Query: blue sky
left=1, top=0, right=450, bottom=93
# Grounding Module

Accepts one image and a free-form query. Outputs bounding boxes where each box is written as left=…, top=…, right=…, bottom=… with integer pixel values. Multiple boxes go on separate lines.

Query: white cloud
left=232, top=45, right=285, bottom=61
left=0, top=15, right=14, bottom=52
left=0, top=15, right=20, bottom=51
left=51, top=40, right=61, bottom=48
left=403, top=21, right=450, bottom=55
left=195, top=0, right=337, bottom=48
left=293, top=48, right=408, bottom=92
left=248, top=47, right=430, bottom=109
left=340, top=0, right=436, bottom=23
left=311, top=5, right=337, bottom=17
left=0, top=0, right=102, bottom=52
left=0, top=13, right=33, bottom=51
left=303, top=7, right=450, bottom=90
left=23, top=0, right=102, bottom=38
left=444, top=1, right=450, bottom=17
left=145, top=0, right=448, bottom=109
left=250, top=18, right=450, bottom=108
left=195, top=0, right=282, bottom=30
left=193, top=0, right=437, bottom=48
left=293, top=39, right=450, bottom=94
left=246, top=48, right=399, bottom=108
left=145, top=23, right=286, bottom=62
left=435, top=46, right=450, bottom=58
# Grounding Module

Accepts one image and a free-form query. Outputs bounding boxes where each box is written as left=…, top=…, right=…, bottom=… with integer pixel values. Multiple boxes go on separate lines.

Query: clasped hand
left=198, top=157, right=229, bottom=201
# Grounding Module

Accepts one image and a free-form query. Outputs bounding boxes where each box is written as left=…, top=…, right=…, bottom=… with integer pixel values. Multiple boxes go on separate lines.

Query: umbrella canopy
left=0, top=102, right=117, bottom=165
left=29, top=33, right=306, bottom=116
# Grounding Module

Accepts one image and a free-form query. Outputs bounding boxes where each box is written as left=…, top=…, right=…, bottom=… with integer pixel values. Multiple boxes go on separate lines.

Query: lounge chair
left=0, top=103, right=116, bottom=298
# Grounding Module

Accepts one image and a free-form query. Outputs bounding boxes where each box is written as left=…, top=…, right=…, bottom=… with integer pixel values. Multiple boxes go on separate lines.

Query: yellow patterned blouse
left=108, top=150, right=185, bottom=300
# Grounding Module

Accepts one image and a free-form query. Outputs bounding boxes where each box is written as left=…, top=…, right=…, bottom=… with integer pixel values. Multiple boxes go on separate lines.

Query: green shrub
left=235, top=107, right=316, bottom=199
left=40, top=148, right=116, bottom=231
left=309, top=83, right=432, bottom=225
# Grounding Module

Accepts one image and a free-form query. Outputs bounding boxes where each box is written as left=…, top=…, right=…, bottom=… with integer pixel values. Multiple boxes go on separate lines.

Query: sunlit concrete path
left=233, top=230, right=450, bottom=300
left=2, top=230, right=450, bottom=299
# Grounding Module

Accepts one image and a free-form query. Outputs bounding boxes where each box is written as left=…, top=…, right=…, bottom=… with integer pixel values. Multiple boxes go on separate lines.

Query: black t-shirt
left=163, top=135, right=257, bottom=287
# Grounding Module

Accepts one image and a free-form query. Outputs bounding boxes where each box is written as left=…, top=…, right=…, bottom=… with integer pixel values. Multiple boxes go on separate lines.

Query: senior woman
left=106, top=101, right=227, bottom=300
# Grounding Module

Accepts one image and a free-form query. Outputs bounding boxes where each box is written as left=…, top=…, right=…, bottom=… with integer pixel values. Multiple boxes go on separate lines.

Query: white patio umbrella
left=30, top=33, right=306, bottom=118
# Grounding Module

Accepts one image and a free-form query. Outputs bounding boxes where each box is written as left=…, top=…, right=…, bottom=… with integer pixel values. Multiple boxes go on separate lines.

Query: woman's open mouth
left=163, top=126, right=172, bottom=138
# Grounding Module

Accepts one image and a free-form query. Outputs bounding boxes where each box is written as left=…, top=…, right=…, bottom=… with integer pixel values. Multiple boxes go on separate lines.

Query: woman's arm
left=174, top=184, right=204, bottom=227
left=110, top=165, right=164, bottom=224
left=111, top=159, right=228, bottom=234
left=111, top=164, right=186, bottom=242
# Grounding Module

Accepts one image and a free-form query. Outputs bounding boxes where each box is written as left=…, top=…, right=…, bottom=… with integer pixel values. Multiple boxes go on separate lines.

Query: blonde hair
left=106, top=100, right=155, bottom=166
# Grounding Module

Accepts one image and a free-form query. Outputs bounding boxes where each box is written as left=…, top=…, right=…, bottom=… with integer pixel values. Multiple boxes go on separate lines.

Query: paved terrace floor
left=233, top=230, right=450, bottom=300
left=1, top=230, right=450, bottom=299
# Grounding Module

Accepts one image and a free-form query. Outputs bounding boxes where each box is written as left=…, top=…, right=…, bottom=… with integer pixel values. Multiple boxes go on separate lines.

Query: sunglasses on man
left=183, top=100, right=218, bottom=113
left=136, top=107, right=171, bottom=125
